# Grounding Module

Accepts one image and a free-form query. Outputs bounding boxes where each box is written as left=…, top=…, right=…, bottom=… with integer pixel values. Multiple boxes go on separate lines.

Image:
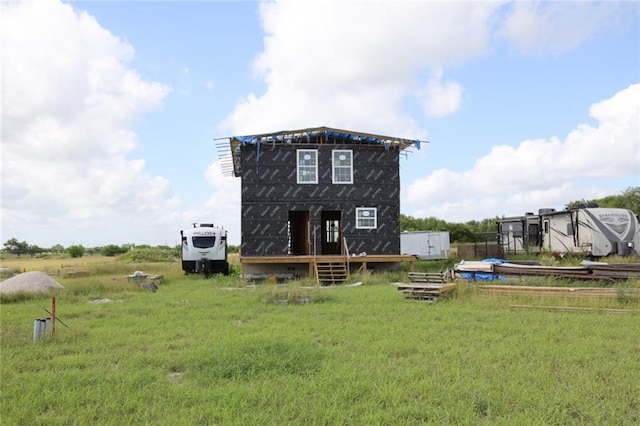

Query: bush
left=66, top=245, right=85, bottom=258
left=100, top=244, right=127, bottom=257
left=117, top=247, right=178, bottom=263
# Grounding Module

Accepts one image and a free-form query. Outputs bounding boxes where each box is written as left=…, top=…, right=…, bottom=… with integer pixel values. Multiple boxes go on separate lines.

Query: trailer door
left=542, top=219, right=551, bottom=251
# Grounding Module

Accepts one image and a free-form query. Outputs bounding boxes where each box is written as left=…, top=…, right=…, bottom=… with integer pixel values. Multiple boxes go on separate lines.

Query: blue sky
left=1, top=0, right=639, bottom=247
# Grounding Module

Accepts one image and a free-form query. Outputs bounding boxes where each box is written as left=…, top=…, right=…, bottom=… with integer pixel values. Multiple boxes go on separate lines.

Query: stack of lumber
left=407, top=271, right=451, bottom=283
left=478, top=285, right=640, bottom=299
left=394, top=271, right=456, bottom=302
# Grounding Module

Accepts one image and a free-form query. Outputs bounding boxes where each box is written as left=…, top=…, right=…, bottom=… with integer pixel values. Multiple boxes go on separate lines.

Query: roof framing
left=215, top=126, right=426, bottom=177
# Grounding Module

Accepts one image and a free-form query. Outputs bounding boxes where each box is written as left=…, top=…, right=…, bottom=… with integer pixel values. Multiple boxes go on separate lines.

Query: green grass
left=2, top=261, right=640, bottom=425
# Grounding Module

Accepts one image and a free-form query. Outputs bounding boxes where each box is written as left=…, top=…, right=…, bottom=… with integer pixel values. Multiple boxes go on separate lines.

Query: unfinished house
left=216, top=126, right=423, bottom=283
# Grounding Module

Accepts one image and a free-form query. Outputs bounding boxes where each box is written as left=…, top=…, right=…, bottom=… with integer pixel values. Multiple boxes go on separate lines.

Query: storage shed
left=401, top=231, right=451, bottom=260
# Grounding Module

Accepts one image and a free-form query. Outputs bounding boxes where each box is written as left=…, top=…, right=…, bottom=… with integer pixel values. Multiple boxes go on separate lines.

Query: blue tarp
left=458, top=258, right=507, bottom=281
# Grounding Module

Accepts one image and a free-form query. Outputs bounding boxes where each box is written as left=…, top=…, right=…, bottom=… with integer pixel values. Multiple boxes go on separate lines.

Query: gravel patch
left=0, top=271, right=65, bottom=294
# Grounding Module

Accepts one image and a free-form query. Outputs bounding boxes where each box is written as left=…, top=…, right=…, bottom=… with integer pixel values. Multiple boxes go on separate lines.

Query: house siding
left=240, top=143, right=402, bottom=256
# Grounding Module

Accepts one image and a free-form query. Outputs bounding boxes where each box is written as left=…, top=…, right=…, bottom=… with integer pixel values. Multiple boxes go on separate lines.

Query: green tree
left=50, top=244, right=65, bottom=254
left=66, top=245, right=86, bottom=258
left=566, top=186, right=639, bottom=215
left=3, top=238, right=28, bottom=257
left=26, top=245, right=45, bottom=258
left=565, top=199, right=599, bottom=209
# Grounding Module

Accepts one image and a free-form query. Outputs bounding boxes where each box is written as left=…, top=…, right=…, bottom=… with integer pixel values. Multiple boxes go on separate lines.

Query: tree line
left=3, top=187, right=637, bottom=255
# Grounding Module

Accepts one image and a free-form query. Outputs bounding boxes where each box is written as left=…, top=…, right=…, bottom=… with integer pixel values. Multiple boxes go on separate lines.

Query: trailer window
left=528, top=223, right=540, bottom=246
left=566, top=223, right=574, bottom=236
left=192, top=236, right=216, bottom=248
left=511, top=223, right=523, bottom=238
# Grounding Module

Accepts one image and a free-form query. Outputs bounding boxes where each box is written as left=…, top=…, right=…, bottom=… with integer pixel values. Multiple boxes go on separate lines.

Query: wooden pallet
left=407, top=271, right=450, bottom=284
left=395, top=283, right=457, bottom=302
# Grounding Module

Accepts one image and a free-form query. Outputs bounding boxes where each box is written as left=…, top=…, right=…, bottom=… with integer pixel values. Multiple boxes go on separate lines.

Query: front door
left=321, top=210, right=342, bottom=255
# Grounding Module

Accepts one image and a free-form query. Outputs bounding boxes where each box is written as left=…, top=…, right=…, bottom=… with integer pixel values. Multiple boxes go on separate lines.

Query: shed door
left=288, top=211, right=310, bottom=255
left=321, top=210, right=342, bottom=255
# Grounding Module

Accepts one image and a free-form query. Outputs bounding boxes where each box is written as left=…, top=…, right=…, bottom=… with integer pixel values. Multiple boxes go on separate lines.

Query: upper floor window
left=297, top=149, right=318, bottom=184
left=332, top=150, right=353, bottom=184
left=356, top=207, right=377, bottom=229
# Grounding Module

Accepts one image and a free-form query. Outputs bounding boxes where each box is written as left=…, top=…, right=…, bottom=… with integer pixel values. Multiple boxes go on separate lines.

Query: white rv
left=400, top=231, right=451, bottom=260
left=180, top=223, right=229, bottom=275
left=498, top=207, right=640, bottom=257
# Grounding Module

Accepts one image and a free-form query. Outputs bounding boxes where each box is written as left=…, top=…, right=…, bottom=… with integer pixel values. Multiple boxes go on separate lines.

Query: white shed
left=400, top=231, right=451, bottom=260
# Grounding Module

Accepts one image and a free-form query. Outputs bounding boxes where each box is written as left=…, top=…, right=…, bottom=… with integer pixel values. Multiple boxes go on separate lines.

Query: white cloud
left=0, top=0, right=178, bottom=246
left=499, top=1, right=632, bottom=55
left=222, top=0, right=500, bottom=137
left=222, top=0, right=633, bottom=138
left=420, top=70, right=464, bottom=119
left=403, top=84, right=640, bottom=221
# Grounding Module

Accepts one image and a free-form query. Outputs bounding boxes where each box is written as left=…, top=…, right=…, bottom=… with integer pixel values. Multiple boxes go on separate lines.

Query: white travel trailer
left=400, top=231, right=451, bottom=260
left=180, top=223, right=229, bottom=275
left=498, top=207, right=640, bottom=257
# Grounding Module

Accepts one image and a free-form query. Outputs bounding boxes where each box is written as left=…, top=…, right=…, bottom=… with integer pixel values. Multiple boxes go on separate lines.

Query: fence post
left=33, top=318, right=51, bottom=342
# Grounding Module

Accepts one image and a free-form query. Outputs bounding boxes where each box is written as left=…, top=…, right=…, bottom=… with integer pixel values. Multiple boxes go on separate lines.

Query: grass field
left=1, top=256, right=639, bottom=425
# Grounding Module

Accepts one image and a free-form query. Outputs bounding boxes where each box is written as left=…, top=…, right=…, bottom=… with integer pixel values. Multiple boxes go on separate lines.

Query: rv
left=497, top=207, right=640, bottom=257
left=180, top=223, right=229, bottom=275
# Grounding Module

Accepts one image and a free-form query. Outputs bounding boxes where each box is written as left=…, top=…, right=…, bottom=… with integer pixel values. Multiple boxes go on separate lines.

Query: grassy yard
left=1, top=257, right=639, bottom=425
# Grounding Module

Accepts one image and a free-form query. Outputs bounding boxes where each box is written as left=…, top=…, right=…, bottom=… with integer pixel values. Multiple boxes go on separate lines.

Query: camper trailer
left=497, top=207, right=640, bottom=257
left=180, top=223, right=229, bottom=275
left=400, top=231, right=451, bottom=260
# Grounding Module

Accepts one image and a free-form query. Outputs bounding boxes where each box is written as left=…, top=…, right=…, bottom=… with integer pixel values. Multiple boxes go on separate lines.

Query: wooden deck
left=239, top=254, right=416, bottom=279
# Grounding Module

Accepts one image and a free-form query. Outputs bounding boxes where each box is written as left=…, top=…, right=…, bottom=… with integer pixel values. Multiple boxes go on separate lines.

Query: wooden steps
left=315, top=260, right=348, bottom=286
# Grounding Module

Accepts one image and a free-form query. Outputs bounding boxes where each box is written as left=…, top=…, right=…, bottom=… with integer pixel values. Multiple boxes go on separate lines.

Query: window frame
left=332, top=149, right=353, bottom=184
left=356, top=207, right=377, bottom=229
left=297, top=149, right=318, bottom=184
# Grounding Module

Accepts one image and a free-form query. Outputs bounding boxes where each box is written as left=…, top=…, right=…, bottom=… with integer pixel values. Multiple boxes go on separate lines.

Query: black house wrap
left=218, top=127, right=423, bottom=259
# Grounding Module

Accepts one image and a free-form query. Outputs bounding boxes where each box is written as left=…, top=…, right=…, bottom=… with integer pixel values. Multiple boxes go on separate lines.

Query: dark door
left=288, top=211, right=309, bottom=255
left=321, top=210, right=342, bottom=255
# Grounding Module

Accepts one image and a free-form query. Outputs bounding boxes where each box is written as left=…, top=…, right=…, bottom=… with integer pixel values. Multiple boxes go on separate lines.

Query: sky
left=1, top=0, right=639, bottom=248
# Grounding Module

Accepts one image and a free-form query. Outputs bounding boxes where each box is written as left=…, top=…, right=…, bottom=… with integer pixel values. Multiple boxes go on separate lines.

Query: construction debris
left=454, top=259, right=640, bottom=282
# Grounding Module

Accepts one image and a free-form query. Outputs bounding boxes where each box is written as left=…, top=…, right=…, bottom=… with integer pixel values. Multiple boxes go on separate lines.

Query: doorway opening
left=288, top=211, right=310, bottom=255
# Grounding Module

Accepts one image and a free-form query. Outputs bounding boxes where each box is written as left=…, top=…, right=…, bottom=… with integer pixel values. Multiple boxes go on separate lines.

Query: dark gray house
left=217, top=126, right=423, bottom=281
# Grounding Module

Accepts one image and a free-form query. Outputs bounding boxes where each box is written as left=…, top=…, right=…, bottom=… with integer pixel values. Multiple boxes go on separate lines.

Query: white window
left=297, top=149, right=318, bottom=184
left=356, top=207, right=377, bottom=229
left=332, top=150, right=353, bottom=184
